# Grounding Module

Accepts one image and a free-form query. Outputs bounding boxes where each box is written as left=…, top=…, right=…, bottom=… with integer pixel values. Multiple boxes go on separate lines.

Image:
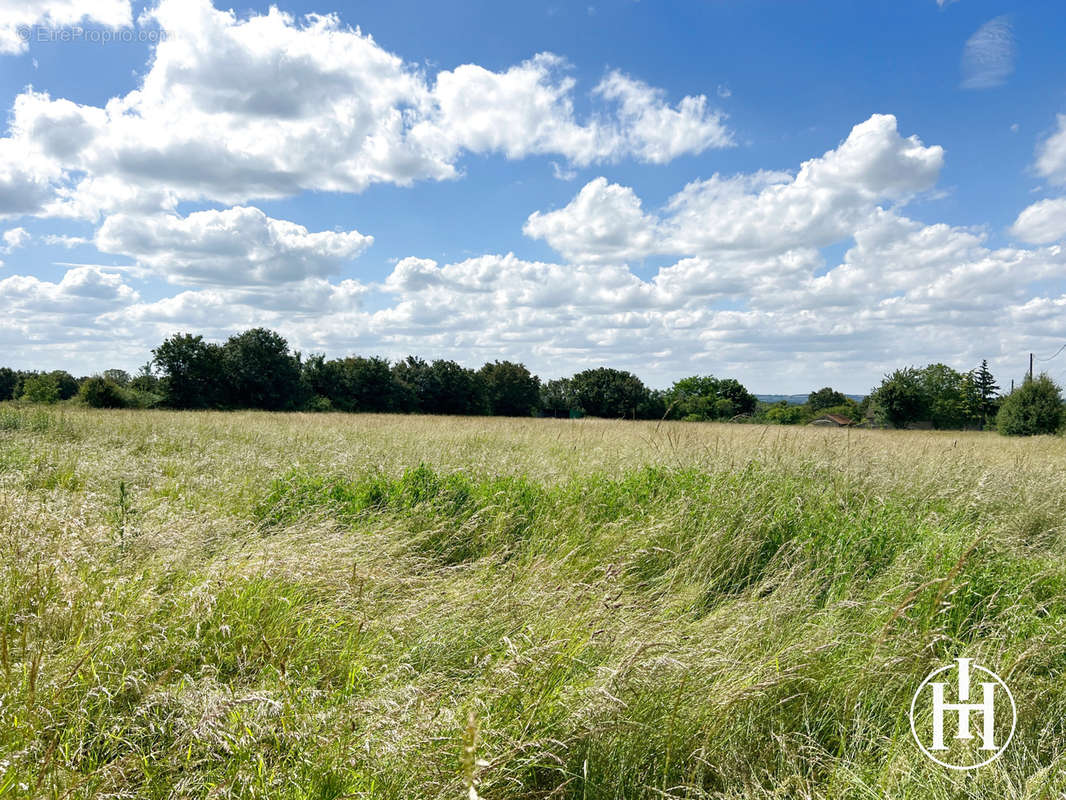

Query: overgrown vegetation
left=996, top=374, right=1065, bottom=436
left=2, top=409, right=1066, bottom=798
left=865, top=360, right=1003, bottom=430
left=2, top=333, right=1061, bottom=437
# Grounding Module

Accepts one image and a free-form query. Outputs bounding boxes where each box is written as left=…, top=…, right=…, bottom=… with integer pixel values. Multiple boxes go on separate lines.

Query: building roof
left=819, top=413, right=854, bottom=426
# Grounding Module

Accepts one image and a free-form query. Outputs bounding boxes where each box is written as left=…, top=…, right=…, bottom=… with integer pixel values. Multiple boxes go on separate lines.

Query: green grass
left=2, top=408, right=1066, bottom=798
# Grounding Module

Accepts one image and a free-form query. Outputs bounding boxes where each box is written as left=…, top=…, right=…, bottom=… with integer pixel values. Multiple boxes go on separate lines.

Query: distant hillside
left=756, top=394, right=866, bottom=406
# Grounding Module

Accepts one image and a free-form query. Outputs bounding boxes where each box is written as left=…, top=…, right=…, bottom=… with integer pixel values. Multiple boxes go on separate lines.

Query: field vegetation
left=2, top=407, right=1066, bottom=798
left=8, top=331, right=1059, bottom=437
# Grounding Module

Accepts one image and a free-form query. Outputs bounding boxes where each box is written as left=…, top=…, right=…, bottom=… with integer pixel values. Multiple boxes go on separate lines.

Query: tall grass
left=2, top=409, right=1066, bottom=798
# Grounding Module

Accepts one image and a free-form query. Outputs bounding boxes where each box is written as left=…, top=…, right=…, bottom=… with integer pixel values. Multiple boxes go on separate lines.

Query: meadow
left=2, top=406, right=1066, bottom=799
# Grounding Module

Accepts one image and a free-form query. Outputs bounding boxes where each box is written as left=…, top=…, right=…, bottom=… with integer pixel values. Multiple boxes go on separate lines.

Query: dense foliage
left=221, top=328, right=305, bottom=411
left=78, top=377, right=127, bottom=409
left=151, top=333, right=225, bottom=409
left=0, top=366, right=16, bottom=401
left=996, top=374, right=1065, bottom=436
left=569, top=368, right=654, bottom=419
left=664, top=375, right=758, bottom=421
left=304, top=355, right=399, bottom=413
left=1, top=328, right=1060, bottom=436
left=866, top=362, right=1005, bottom=430
left=19, top=373, right=61, bottom=404
left=478, top=361, right=541, bottom=417
left=808, top=386, right=847, bottom=411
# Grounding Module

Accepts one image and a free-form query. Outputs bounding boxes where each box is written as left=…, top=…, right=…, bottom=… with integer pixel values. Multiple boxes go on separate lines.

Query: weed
left=2, top=409, right=1066, bottom=798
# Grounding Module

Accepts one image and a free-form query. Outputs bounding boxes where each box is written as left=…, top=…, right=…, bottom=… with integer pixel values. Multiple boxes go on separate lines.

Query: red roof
left=824, top=414, right=854, bottom=425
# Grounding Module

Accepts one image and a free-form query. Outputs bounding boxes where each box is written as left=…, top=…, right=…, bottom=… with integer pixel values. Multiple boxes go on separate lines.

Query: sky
left=1, top=0, right=1066, bottom=393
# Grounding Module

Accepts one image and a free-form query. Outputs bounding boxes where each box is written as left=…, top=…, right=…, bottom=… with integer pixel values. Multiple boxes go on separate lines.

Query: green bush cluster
left=996, top=374, right=1065, bottom=436
left=866, top=361, right=1002, bottom=430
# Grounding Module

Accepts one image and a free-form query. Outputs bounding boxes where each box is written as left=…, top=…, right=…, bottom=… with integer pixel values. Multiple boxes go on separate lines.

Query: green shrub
left=20, top=373, right=60, bottom=404
left=765, top=404, right=809, bottom=425
left=118, top=387, right=163, bottom=409
left=996, top=373, right=1064, bottom=436
left=79, top=377, right=127, bottom=409
left=307, top=394, right=333, bottom=412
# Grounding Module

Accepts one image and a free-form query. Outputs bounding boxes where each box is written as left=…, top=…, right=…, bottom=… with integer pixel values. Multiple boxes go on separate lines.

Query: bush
left=764, top=404, right=809, bottom=425
left=119, top=387, right=163, bottom=409
left=307, top=395, right=333, bottom=412
left=818, top=401, right=861, bottom=421
left=79, top=377, right=127, bottom=408
left=996, top=374, right=1064, bottom=436
left=20, top=373, right=60, bottom=404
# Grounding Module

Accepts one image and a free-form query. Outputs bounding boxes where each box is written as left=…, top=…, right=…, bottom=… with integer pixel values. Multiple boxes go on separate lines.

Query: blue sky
left=1, top=0, right=1066, bottom=393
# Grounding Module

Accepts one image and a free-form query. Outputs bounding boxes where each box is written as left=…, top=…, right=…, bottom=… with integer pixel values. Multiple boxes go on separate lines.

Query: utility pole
left=1030, top=352, right=1034, bottom=381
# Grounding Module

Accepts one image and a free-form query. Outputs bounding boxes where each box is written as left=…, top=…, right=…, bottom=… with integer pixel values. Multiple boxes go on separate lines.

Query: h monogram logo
left=910, top=657, right=1016, bottom=770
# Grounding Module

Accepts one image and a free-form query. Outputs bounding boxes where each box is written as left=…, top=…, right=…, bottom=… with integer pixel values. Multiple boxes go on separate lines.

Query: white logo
left=909, top=658, right=1016, bottom=770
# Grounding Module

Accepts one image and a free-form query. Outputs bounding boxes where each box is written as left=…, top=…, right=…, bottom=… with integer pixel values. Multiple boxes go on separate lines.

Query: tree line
left=0, top=328, right=759, bottom=421
left=770, top=361, right=1062, bottom=436
left=1, top=327, right=1062, bottom=436
left=864, top=361, right=1064, bottom=436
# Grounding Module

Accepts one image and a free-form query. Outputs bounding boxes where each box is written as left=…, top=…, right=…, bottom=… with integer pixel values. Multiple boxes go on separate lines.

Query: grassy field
left=2, top=407, right=1066, bottom=799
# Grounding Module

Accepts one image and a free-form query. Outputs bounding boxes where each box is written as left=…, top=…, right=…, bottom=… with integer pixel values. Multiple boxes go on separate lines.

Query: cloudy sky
left=1, top=0, right=1065, bottom=393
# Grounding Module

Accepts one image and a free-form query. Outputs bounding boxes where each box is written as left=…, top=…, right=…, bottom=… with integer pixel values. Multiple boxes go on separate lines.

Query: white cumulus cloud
left=0, top=0, right=131, bottom=54
left=94, top=206, right=374, bottom=287
left=523, top=177, right=661, bottom=264
left=593, top=70, right=732, bottom=163
left=1036, top=114, right=1066, bottom=185
left=7, top=110, right=1066, bottom=394
left=525, top=114, right=943, bottom=262
left=0, top=0, right=732, bottom=220
left=2, top=226, right=29, bottom=251
left=1011, top=197, right=1066, bottom=244
left=0, top=265, right=137, bottom=313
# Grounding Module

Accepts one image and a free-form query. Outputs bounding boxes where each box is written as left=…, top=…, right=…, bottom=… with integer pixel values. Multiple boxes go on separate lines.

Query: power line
left=1036, top=347, right=1066, bottom=366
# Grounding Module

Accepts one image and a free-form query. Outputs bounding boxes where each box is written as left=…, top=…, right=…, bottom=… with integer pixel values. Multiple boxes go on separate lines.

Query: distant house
left=808, top=413, right=854, bottom=427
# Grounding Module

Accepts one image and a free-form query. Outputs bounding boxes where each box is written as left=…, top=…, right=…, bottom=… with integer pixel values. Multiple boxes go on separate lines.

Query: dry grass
left=2, top=407, right=1066, bottom=798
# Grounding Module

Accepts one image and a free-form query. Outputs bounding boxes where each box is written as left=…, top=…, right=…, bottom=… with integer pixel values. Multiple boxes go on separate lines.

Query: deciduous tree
left=152, top=333, right=225, bottom=409
left=869, top=368, right=927, bottom=428
left=20, top=373, right=60, bottom=404
left=478, top=361, right=540, bottom=417
left=996, top=374, right=1064, bottom=436
left=571, top=368, right=650, bottom=418
left=221, top=328, right=304, bottom=410
left=808, top=387, right=846, bottom=411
